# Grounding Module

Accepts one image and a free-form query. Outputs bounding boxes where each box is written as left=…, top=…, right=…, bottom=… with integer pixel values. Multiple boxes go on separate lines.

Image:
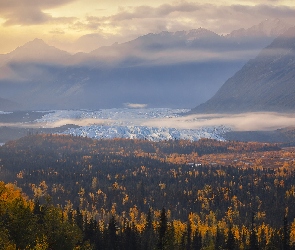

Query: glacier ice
left=35, top=108, right=231, bottom=141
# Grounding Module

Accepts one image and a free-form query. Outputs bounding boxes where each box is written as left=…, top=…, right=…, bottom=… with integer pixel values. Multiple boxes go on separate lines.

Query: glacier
left=63, top=125, right=230, bottom=141
left=34, top=108, right=231, bottom=141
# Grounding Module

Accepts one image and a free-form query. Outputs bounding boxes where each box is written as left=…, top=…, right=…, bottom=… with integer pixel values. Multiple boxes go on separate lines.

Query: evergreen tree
left=33, top=198, right=45, bottom=225
left=75, top=207, right=84, bottom=232
left=158, top=207, right=168, bottom=250
left=107, top=216, right=119, bottom=250
left=146, top=208, right=153, bottom=231
left=226, top=225, right=236, bottom=250
left=192, top=229, right=202, bottom=250
left=122, top=224, right=139, bottom=250
left=215, top=226, right=225, bottom=250
left=187, top=219, right=192, bottom=250
left=249, top=213, right=259, bottom=250
left=267, top=230, right=281, bottom=250
left=143, top=208, right=155, bottom=250
left=84, top=217, right=101, bottom=247
left=165, top=222, right=175, bottom=250
left=283, top=215, right=290, bottom=250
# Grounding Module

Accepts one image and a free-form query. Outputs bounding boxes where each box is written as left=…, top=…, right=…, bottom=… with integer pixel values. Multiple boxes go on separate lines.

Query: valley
left=0, top=11, right=295, bottom=248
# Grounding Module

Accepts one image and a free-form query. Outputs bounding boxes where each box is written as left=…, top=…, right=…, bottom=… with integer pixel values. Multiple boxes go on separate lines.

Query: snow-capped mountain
left=227, top=19, right=290, bottom=39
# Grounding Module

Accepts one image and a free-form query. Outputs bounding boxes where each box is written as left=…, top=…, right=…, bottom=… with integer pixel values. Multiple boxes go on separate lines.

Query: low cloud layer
left=2, top=112, right=294, bottom=132
left=142, top=112, right=295, bottom=131
left=124, top=103, right=148, bottom=109
left=41, top=118, right=110, bottom=128
left=0, top=118, right=111, bottom=129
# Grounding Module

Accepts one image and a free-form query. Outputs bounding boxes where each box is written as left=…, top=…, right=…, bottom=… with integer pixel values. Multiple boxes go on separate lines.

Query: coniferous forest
left=0, top=134, right=295, bottom=249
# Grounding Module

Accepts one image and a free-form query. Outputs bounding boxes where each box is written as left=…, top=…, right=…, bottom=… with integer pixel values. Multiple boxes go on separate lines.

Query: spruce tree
left=249, top=213, right=259, bottom=250
left=215, top=226, right=225, bottom=250
left=192, top=229, right=202, bottom=250
left=283, top=215, right=290, bottom=250
left=107, top=216, right=119, bottom=250
left=158, top=207, right=167, bottom=250
left=226, top=225, right=235, bottom=250
left=143, top=208, right=155, bottom=250
left=187, top=219, right=192, bottom=250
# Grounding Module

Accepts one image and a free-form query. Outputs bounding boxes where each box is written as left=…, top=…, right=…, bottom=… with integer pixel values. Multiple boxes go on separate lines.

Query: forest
left=0, top=134, right=295, bottom=249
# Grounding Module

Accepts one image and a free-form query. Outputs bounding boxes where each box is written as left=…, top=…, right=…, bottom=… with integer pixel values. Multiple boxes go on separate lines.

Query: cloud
left=0, top=0, right=77, bottom=25
left=0, top=118, right=110, bottom=128
left=44, top=118, right=109, bottom=128
left=2, top=111, right=294, bottom=132
left=141, top=112, right=295, bottom=131
left=37, top=112, right=295, bottom=131
left=102, top=3, right=202, bottom=22
left=2, top=0, right=295, bottom=54
left=49, top=29, right=66, bottom=35
left=82, top=2, right=295, bottom=38
left=72, top=33, right=117, bottom=52
left=129, top=48, right=264, bottom=66
left=124, top=103, right=148, bottom=108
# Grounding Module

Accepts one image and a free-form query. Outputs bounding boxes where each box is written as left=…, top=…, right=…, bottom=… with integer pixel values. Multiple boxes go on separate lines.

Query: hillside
left=192, top=26, right=295, bottom=113
left=0, top=97, right=19, bottom=111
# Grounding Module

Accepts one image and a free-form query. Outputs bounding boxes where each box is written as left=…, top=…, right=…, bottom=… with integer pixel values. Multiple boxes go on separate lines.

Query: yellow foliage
left=173, top=220, right=186, bottom=243
left=0, top=182, right=30, bottom=212
left=33, top=235, right=49, bottom=250
left=290, top=219, right=295, bottom=244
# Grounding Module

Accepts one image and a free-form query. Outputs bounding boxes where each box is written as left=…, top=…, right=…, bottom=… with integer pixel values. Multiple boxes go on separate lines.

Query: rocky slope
left=192, top=26, right=295, bottom=113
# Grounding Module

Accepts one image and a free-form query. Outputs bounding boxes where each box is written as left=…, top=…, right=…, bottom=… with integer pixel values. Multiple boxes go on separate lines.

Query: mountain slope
left=227, top=19, right=289, bottom=39
left=0, top=39, right=73, bottom=66
left=192, top=26, right=295, bottom=113
left=0, top=97, right=19, bottom=111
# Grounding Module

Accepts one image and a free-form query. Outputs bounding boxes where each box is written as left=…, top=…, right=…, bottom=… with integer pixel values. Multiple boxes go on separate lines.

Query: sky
left=1, top=0, right=295, bottom=54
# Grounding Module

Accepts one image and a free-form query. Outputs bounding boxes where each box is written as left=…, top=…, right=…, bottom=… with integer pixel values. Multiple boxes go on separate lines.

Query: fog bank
left=142, top=112, right=295, bottom=131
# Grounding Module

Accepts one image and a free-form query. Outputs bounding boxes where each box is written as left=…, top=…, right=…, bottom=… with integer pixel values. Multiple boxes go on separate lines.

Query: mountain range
left=0, top=19, right=291, bottom=111
left=192, top=26, right=295, bottom=113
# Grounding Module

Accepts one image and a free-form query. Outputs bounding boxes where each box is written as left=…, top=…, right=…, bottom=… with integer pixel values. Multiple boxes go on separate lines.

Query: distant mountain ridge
left=192, top=26, right=295, bottom=113
left=0, top=19, right=291, bottom=111
left=226, top=19, right=289, bottom=38
left=1, top=39, right=72, bottom=65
